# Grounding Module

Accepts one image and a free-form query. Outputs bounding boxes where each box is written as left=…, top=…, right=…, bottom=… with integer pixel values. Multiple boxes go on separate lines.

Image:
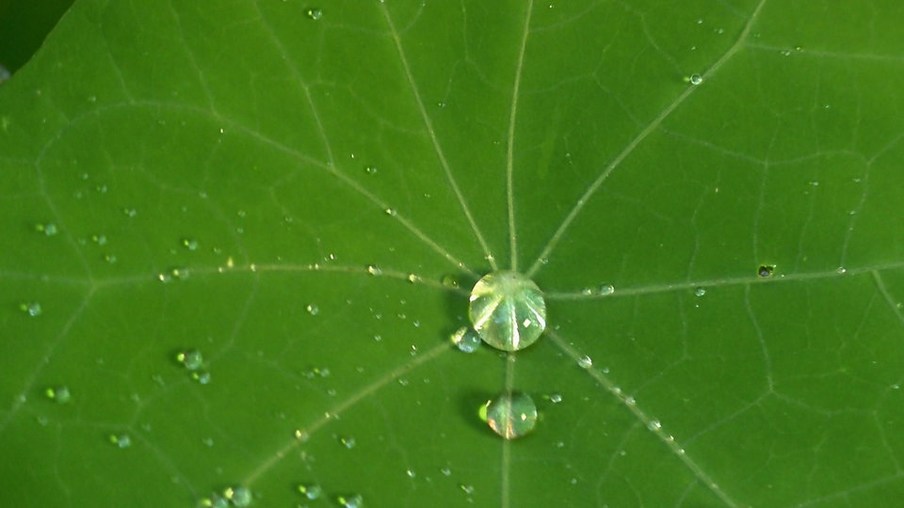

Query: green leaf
left=3, top=0, right=904, bottom=506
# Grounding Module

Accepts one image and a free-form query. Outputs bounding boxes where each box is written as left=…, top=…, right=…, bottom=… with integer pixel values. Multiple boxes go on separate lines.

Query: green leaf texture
left=3, top=1, right=904, bottom=506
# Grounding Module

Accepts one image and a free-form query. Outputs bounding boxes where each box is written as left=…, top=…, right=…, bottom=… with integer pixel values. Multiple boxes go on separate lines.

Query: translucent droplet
left=757, top=264, right=775, bottom=278
left=694, top=287, right=706, bottom=297
left=598, top=284, right=615, bottom=296
left=577, top=355, right=593, bottom=369
left=176, top=350, right=204, bottom=371
left=45, top=385, right=71, bottom=403
left=181, top=238, right=199, bottom=251
left=406, top=273, right=419, bottom=283
left=224, top=486, right=252, bottom=507
left=306, top=304, right=319, bottom=316
left=336, top=494, right=363, bottom=508
left=91, top=234, right=108, bottom=246
left=305, top=7, right=323, bottom=21
left=383, top=208, right=396, bottom=216
left=484, top=392, right=538, bottom=440
left=340, top=435, right=356, bottom=449
left=197, top=494, right=229, bottom=508
left=122, top=208, right=138, bottom=218
left=468, top=271, right=546, bottom=352
left=366, top=265, right=382, bottom=276
left=648, top=419, right=662, bottom=431
left=191, top=370, right=211, bottom=385
left=109, top=433, right=132, bottom=448
left=35, top=222, right=58, bottom=236
left=440, top=467, right=452, bottom=476
left=836, top=266, right=847, bottom=275
left=297, top=483, right=323, bottom=500
left=405, top=468, right=416, bottom=478
left=364, top=165, right=378, bottom=175
left=20, top=302, right=42, bottom=317
left=441, top=274, right=460, bottom=288
left=689, top=74, right=703, bottom=85
left=459, top=484, right=475, bottom=495
left=450, top=326, right=481, bottom=353
left=548, top=393, right=562, bottom=404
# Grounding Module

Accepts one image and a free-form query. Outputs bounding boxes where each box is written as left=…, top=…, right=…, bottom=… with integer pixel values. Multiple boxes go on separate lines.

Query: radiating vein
left=380, top=4, right=497, bottom=271
left=547, top=330, right=739, bottom=507
left=526, top=0, right=770, bottom=277
left=506, top=0, right=534, bottom=272
left=500, top=353, right=517, bottom=508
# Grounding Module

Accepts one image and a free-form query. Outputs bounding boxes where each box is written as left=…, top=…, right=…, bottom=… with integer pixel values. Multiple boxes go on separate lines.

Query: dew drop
left=836, top=266, right=847, bottom=275
left=548, top=393, right=563, bottom=404
left=336, top=494, right=364, bottom=508
left=383, top=208, right=397, bottom=216
left=689, top=74, right=703, bottom=85
left=757, top=264, right=775, bottom=278
left=450, top=326, right=481, bottom=353
left=648, top=419, right=662, bottom=431
left=44, top=385, right=71, bottom=403
left=305, top=304, right=319, bottom=316
left=577, top=355, right=593, bottom=369
left=191, top=370, right=211, bottom=385
left=468, top=271, right=546, bottom=351
left=20, top=302, right=42, bottom=317
left=694, top=287, right=706, bottom=297
left=181, top=238, right=199, bottom=251
left=406, top=273, right=419, bottom=283
left=340, top=435, right=356, bottom=449
left=366, top=264, right=382, bottom=276
left=440, top=467, right=452, bottom=477
left=304, top=7, right=323, bottom=20
left=598, top=283, right=615, bottom=296
left=364, top=165, right=378, bottom=175
left=484, top=391, right=538, bottom=440
left=108, top=433, right=132, bottom=448
left=176, top=349, right=204, bottom=371
left=441, top=274, right=460, bottom=288
left=34, top=222, right=58, bottom=236
left=297, top=483, right=323, bottom=500
left=459, top=484, right=475, bottom=495
left=224, top=486, right=252, bottom=507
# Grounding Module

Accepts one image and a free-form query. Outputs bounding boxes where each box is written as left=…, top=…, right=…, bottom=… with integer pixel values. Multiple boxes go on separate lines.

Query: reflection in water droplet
left=485, top=392, right=538, bottom=440
left=577, top=355, right=592, bottom=369
left=45, top=385, right=71, bottom=403
left=468, top=271, right=546, bottom=351
left=450, top=326, right=481, bottom=353
left=689, top=74, right=703, bottom=85
left=297, top=483, right=323, bottom=500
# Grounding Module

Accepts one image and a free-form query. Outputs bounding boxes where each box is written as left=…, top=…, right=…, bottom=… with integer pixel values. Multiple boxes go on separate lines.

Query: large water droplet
left=468, top=271, right=546, bottom=351
left=484, top=392, right=538, bottom=439
left=450, top=326, right=481, bottom=353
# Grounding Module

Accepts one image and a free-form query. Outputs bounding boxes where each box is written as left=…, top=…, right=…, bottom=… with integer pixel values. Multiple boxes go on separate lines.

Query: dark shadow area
left=0, top=0, right=74, bottom=78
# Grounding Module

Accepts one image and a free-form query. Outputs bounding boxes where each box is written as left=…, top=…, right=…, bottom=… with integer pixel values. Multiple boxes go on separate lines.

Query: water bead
left=484, top=392, right=538, bottom=439
left=468, top=271, right=546, bottom=352
left=450, top=326, right=481, bottom=353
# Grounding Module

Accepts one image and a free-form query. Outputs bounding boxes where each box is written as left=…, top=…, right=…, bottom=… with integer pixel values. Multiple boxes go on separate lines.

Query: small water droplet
left=306, top=304, right=319, bottom=316
left=20, top=302, right=42, bottom=317
left=689, top=74, right=703, bottom=85
left=109, top=433, right=132, bottom=448
left=181, top=238, right=199, bottom=251
left=176, top=349, right=204, bottom=371
left=577, top=355, right=592, bottom=369
left=304, top=7, right=323, bottom=20
left=191, top=370, right=211, bottom=385
left=364, top=165, right=378, bottom=175
left=757, top=264, right=775, bottom=278
left=336, top=494, right=364, bottom=508
left=598, top=284, right=615, bottom=296
left=340, top=435, right=356, bottom=449
left=548, top=393, right=563, bottom=404
left=440, top=467, right=452, bottom=476
left=694, top=287, right=706, bottom=297
left=625, top=396, right=636, bottom=406
left=44, top=385, right=71, bottom=403
left=836, top=266, right=847, bottom=275
left=648, top=419, right=662, bottom=431
left=198, top=494, right=229, bottom=508
left=34, top=222, right=58, bottom=236
left=383, top=208, right=396, bottom=216
left=223, top=486, right=252, bottom=507
left=405, top=468, right=416, bottom=478
left=441, top=274, right=460, bottom=288
left=91, top=234, right=108, bottom=246
left=450, top=326, right=481, bottom=353
left=484, top=391, right=538, bottom=440
left=297, top=483, right=323, bottom=500
left=406, top=273, right=420, bottom=283
left=122, top=208, right=138, bottom=218
left=469, top=271, right=547, bottom=351
left=366, top=264, right=382, bottom=276
left=459, top=484, right=475, bottom=495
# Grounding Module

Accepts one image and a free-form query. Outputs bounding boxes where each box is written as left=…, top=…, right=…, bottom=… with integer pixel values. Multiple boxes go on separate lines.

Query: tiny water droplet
left=304, top=7, right=323, bottom=20
left=109, top=433, right=132, bottom=448
left=485, top=392, right=538, bottom=440
left=224, top=486, right=252, bottom=507
left=191, top=370, right=211, bottom=384
left=648, top=419, right=662, bottom=431
left=366, top=264, right=382, bottom=276
left=20, top=302, right=42, bottom=317
left=176, top=349, right=204, bottom=371
left=364, top=165, right=378, bottom=175
left=181, top=238, right=199, bottom=251
left=405, top=468, right=416, bottom=478
left=694, top=287, right=706, bottom=297
left=336, top=493, right=363, bottom=508
left=91, top=234, right=108, bottom=246
left=577, top=355, right=592, bottom=369
left=598, top=284, right=615, bottom=296
left=340, top=435, right=356, bottom=449
left=548, top=393, right=563, bottom=404
left=459, top=484, right=475, bottom=495
left=34, top=222, right=58, bottom=236
left=441, top=274, right=460, bottom=288
left=406, top=273, right=420, bottom=283
left=44, top=385, right=71, bottom=403
left=450, top=326, right=481, bottom=353
left=305, top=303, right=319, bottom=316
left=689, top=74, right=703, bottom=85
left=440, top=467, right=452, bottom=476
left=836, top=266, right=847, bottom=275
left=122, top=208, right=137, bottom=218
left=297, top=483, right=323, bottom=500
left=383, top=208, right=396, bottom=216
left=757, top=264, right=775, bottom=278
left=581, top=287, right=593, bottom=296
left=103, top=254, right=117, bottom=264
left=469, top=271, right=546, bottom=351
left=625, top=396, right=636, bottom=406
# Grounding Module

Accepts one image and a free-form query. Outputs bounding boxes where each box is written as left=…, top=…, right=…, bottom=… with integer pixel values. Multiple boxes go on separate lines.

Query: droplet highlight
left=468, top=271, right=546, bottom=352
